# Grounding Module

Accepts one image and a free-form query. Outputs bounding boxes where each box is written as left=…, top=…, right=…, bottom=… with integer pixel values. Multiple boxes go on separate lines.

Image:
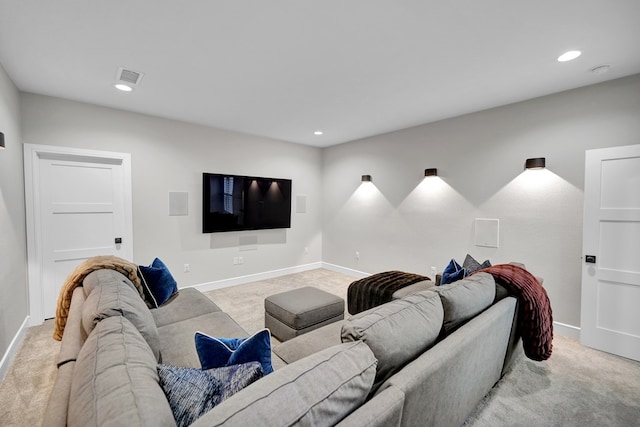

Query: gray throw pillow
left=462, top=254, right=491, bottom=273
left=433, top=272, right=496, bottom=335
left=341, top=290, right=443, bottom=390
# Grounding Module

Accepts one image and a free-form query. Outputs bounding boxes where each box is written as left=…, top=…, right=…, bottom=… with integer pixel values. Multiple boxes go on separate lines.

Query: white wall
left=322, top=74, right=640, bottom=329
left=0, top=64, right=28, bottom=364
left=21, top=93, right=324, bottom=288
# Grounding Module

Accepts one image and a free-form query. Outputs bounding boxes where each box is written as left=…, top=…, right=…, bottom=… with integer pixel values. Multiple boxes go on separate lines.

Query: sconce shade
left=361, top=174, right=372, bottom=182
left=525, top=157, right=545, bottom=169
left=424, top=168, right=438, bottom=177
left=0, top=132, right=4, bottom=149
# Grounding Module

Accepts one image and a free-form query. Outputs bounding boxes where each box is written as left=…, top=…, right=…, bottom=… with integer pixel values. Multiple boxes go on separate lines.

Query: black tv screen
left=203, top=173, right=292, bottom=233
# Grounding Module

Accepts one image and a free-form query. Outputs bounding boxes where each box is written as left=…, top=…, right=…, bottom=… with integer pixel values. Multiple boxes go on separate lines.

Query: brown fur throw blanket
left=478, top=264, right=553, bottom=361
left=348, top=270, right=430, bottom=314
left=53, top=255, right=143, bottom=341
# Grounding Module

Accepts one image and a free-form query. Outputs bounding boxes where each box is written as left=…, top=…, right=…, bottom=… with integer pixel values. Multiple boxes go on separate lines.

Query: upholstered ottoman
left=265, top=287, right=345, bottom=341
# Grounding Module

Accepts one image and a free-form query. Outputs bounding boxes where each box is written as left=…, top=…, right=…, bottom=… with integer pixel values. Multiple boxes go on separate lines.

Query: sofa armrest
left=43, top=360, right=75, bottom=427
left=56, top=287, right=87, bottom=366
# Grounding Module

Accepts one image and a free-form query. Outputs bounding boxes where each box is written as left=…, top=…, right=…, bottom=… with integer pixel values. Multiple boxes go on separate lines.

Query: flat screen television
left=203, top=173, right=292, bottom=233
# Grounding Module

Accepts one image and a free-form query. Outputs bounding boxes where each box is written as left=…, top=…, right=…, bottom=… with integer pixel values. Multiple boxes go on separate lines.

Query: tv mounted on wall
left=203, top=173, right=292, bottom=233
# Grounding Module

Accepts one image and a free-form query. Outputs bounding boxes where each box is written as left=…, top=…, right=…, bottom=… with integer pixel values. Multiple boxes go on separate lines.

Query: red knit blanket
left=479, top=264, right=553, bottom=361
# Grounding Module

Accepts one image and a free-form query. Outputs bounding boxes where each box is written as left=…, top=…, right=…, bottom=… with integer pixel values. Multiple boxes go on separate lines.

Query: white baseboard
left=0, top=316, right=30, bottom=383
left=553, top=321, right=580, bottom=340
left=321, top=262, right=370, bottom=279
left=188, top=262, right=370, bottom=293
left=191, top=262, right=324, bottom=293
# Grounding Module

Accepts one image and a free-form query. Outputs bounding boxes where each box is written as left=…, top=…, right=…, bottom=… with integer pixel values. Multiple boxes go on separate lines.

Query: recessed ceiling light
left=314, top=131, right=323, bottom=135
left=115, top=84, right=133, bottom=92
left=557, top=50, right=582, bottom=62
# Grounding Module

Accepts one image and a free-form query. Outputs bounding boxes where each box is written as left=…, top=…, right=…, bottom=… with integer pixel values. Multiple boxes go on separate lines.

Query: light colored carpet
left=1, top=268, right=639, bottom=426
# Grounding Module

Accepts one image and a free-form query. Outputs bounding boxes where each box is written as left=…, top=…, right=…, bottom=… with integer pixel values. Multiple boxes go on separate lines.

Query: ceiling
left=1, top=1, right=639, bottom=148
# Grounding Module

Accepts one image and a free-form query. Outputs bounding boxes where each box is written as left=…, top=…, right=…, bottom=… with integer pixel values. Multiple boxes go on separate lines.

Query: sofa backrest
left=68, top=315, right=176, bottom=427
left=432, top=272, right=496, bottom=335
left=81, top=269, right=161, bottom=361
left=335, top=385, right=405, bottom=427
left=341, top=290, right=444, bottom=392
left=376, top=296, right=517, bottom=427
left=191, top=341, right=377, bottom=427
left=336, top=275, right=512, bottom=427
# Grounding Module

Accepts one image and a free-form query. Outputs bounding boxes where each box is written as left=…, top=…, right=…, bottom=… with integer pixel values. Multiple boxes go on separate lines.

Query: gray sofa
left=44, top=268, right=520, bottom=427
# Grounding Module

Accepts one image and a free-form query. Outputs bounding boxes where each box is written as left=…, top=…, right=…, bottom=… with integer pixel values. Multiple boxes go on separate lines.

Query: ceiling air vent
left=116, top=67, right=144, bottom=86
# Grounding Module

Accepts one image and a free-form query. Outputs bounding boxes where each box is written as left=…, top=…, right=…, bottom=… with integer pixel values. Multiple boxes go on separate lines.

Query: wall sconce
left=424, top=168, right=438, bottom=177
left=361, top=174, right=372, bottom=182
left=0, top=132, right=5, bottom=149
left=525, top=157, right=546, bottom=170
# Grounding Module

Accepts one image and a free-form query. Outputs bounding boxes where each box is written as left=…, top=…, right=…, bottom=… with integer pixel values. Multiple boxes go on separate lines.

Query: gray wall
left=6, top=72, right=640, bottom=361
left=322, top=74, right=640, bottom=328
left=0, top=64, right=28, bottom=359
left=20, top=93, right=324, bottom=288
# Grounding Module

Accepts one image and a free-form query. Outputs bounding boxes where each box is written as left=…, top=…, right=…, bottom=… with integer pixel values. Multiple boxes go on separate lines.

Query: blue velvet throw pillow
left=195, top=329, right=274, bottom=375
left=441, top=259, right=466, bottom=285
left=157, top=362, right=263, bottom=427
left=138, top=258, right=178, bottom=307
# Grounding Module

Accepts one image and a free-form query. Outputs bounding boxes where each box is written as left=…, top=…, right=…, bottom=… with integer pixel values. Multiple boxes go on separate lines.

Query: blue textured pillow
left=441, top=259, right=466, bottom=285
left=138, top=258, right=178, bottom=307
left=195, top=329, right=274, bottom=374
left=157, top=362, right=263, bottom=427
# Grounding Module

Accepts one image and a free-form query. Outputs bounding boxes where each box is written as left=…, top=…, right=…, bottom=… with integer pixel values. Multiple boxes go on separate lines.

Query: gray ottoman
left=265, top=287, right=345, bottom=341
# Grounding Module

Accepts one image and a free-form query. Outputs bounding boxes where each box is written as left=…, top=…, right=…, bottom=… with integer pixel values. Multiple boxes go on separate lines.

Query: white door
left=580, top=144, right=640, bottom=361
left=24, top=144, right=133, bottom=323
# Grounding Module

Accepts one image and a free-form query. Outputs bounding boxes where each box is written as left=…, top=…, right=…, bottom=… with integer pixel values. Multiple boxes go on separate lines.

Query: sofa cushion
left=189, top=341, right=377, bottom=427
left=153, top=287, right=223, bottom=327
left=341, top=290, right=443, bottom=390
left=433, top=271, right=496, bottom=335
left=157, top=362, right=263, bottom=427
left=195, top=329, right=273, bottom=374
left=81, top=269, right=161, bottom=361
left=138, top=258, right=178, bottom=307
left=157, top=312, right=248, bottom=368
left=68, top=316, right=175, bottom=427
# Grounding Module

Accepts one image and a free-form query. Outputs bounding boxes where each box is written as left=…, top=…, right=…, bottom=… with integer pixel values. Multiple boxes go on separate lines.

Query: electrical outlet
left=431, top=266, right=437, bottom=277
left=238, top=256, right=244, bottom=264
left=184, top=264, right=191, bottom=273
left=355, top=251, right=360, bottom=260
left=233, top=257, right=238, bottom=265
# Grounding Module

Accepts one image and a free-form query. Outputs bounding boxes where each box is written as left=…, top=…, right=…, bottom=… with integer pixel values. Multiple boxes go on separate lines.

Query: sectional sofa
left=44, top=268, right=520, bottom=427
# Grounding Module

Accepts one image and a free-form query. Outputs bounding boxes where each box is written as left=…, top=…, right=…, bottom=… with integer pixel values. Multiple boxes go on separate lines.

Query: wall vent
left=116, top=67, right=144, bottom=86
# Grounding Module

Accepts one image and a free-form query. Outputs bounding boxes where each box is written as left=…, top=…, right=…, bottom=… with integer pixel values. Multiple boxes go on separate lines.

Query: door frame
left=24, top=144, right=133, bottom=326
